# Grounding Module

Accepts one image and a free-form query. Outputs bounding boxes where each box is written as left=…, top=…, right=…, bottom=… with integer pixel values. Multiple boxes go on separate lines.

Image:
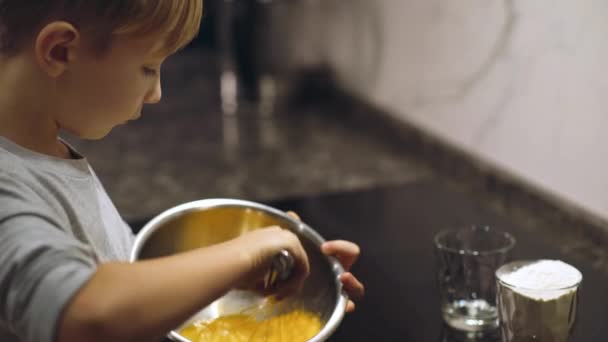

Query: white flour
left=499, top=260, right=582, bottom=301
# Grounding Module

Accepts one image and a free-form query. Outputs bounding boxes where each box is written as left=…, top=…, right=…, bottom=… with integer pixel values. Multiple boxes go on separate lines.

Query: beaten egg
left=180, top=309, right=323, bottom=342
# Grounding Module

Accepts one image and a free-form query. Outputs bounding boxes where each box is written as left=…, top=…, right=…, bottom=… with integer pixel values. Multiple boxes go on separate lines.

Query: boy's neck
left=0, top=117, right=71, bottom=159
left=0, top=57, right=72, bottom=159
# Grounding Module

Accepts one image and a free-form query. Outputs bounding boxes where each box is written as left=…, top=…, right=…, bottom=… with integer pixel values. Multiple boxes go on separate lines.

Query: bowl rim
left=130, top=198, right=348, bottom=342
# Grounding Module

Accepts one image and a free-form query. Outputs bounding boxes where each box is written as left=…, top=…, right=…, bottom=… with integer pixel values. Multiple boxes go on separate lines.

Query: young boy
left=0, top=1, right=364, bottom=342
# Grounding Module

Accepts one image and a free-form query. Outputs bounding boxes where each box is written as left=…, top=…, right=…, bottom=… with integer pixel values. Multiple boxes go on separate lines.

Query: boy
left=0, top=1, right=364, bottom=342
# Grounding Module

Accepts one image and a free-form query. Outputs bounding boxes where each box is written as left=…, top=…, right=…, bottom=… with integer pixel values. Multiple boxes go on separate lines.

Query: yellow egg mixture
left=180, top=309, right=323, bottom=342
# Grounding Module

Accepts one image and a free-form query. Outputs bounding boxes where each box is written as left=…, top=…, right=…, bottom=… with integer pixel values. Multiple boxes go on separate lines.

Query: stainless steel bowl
left=130, top=199, right=348, bottom=342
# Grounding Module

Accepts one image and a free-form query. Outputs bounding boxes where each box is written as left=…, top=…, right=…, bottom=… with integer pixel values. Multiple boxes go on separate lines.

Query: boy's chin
left=88, top=128, right=115, bottom=140
left=67, top=126, right=114, bottom=140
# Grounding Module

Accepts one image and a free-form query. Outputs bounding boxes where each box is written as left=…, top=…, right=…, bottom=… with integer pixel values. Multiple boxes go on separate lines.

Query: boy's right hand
left=232, top=226, right=310, bottom=297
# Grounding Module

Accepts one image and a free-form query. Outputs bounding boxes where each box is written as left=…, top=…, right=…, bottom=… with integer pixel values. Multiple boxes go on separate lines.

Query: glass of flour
left=496, top=260, right=582, bottom=342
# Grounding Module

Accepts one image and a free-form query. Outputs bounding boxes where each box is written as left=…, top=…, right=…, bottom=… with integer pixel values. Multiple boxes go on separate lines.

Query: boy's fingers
left=322, top=240, right=360, bottom=257
left=341, top=272, right=365, bottom=301
left=277, top=243, right=310, bottom=299
left=269, top=261, right=309, bottom=299
left=346, top=300, right=356, bottom=313
left=286, top=211, right=301, bottom=221
left=321, top=240, right=360, bottom=270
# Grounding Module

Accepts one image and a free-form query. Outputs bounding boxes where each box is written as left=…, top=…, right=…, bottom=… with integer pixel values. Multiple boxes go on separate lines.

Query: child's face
left=56, top=35, right=168, bottom=139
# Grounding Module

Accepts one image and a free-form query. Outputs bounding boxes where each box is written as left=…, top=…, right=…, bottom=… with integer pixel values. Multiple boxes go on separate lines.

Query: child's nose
left=144, top=78, right=162, bottom=104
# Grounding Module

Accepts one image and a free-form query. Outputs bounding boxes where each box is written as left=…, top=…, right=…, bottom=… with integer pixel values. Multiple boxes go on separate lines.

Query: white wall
left=327, top=0, right=608, bottom=220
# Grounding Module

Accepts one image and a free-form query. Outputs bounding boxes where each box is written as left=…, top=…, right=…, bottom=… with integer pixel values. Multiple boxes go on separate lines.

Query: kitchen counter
left=146, top=180, right=608, bottom=341
left=270, top=181, right=608, bottom=341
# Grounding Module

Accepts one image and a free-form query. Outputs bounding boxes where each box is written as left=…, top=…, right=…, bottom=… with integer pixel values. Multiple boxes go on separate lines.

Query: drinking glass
left=496, top=260, right=581, bottom=342
left=434, top=226, right=516, bottom=332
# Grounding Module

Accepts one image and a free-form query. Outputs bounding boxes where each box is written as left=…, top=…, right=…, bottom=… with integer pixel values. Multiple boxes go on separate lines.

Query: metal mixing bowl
left=130, top=199, right=348, bottom=342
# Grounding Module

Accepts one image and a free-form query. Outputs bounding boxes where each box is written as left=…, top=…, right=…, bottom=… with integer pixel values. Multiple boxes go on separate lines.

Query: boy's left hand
left=287, top=212, right=365, bottom=313
left=321, top=240, right=364, bottom=312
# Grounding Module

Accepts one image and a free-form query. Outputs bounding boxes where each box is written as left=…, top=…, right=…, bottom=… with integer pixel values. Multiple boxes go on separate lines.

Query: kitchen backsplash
left=329, top=0, right=608, bottom=222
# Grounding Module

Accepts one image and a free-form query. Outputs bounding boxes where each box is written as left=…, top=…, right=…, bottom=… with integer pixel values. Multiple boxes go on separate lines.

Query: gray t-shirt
left=0, top=137, right=134, bottom=342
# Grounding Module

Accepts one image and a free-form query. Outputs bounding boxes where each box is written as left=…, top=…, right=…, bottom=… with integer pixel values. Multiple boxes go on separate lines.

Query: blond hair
left=0, top=0, right=203, bottom=56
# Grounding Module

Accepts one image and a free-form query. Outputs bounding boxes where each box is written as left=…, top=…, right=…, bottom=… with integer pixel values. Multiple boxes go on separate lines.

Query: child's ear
left=34, top=21, right=80, bottom=78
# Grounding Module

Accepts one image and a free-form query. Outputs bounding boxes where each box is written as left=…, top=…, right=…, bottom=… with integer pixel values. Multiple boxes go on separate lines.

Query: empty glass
left=434, top=226, right=516, bottom=332
left=439, top=323, right=501, bottom=342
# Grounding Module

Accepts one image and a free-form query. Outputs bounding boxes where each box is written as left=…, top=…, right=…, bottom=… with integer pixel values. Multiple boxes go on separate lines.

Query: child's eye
left=142, top=67, right=158, bottom=77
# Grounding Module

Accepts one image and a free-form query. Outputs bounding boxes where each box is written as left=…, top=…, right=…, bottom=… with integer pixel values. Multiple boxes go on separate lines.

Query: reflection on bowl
left=130, top=199, right=347, bottom=342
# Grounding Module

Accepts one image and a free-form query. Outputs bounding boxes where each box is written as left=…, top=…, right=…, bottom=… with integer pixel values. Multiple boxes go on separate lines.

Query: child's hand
left=287, top=212, right=365, bottom=313
left=233, top=226, right=310, bottom=297
left=321, top=240, right=364, bottom=313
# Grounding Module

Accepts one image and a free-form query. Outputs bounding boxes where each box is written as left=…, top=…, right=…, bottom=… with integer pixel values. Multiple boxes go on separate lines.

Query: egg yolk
left=179, top=309, right=323, bottom=342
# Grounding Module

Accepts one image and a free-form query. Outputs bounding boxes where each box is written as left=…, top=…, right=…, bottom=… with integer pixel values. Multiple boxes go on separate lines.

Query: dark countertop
left=266, top=181, right=608, bottom=341
left=149, top=181, right=608, bottom=341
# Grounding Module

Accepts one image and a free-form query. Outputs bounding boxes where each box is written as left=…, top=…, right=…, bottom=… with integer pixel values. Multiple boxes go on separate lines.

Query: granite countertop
left=68, top=49, right=431, bottom=221
left=69, top=48, right=608, bottom=277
